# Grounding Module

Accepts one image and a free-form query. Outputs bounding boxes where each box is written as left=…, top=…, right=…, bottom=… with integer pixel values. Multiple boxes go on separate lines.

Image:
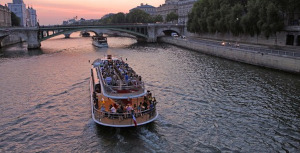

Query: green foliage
left=187, top=0, right=286, bottom=37
left=111, top=12, right=126, bottom=23
left=11, top=12, right=20, bottom=26
left=153, top=15, right=163, bottom=23
left=126, top=9, right=152, bottom=23
left=99, top=9, right=154, bottom=24
left=166, top=12, right=178, bottom=22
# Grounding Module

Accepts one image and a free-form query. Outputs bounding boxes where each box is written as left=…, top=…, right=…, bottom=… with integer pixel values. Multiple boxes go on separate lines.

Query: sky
left=2, top=0, right=165, bottom=25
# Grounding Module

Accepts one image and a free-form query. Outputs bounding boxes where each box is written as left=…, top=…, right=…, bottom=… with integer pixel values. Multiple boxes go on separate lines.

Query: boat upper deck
left=92, top=56, right=146, bottom=99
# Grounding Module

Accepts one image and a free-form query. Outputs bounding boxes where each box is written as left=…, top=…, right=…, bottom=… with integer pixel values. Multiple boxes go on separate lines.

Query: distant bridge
left=0, top=23, right=185, bottom=49
left=39, top=23, right=185, bottom=42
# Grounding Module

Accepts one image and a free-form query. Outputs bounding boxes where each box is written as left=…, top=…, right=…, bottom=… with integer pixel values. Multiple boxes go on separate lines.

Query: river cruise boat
left=90, top=55, right=158, bottom=127
left=92, top=36, right=108, bottom=48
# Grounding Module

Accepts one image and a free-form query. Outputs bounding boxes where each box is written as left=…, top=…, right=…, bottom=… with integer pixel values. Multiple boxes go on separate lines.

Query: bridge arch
left=40, top=26, right=148, bottom=42
left=156, top=27, right=182, bottom=37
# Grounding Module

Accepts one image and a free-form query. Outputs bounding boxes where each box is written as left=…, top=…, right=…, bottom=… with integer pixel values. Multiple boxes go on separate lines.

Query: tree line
left=100, top=9, right=162, bottom=24
left=187, top=0, right=300, bottom=38
left=100, top=9, right=178, bottom=24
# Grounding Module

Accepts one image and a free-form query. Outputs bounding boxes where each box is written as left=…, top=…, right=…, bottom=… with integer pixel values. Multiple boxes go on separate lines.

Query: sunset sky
left=2, top=0, right=165, bottom=25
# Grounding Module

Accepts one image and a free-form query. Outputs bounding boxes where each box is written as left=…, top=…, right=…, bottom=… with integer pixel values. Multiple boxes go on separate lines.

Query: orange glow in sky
left=2, top=0, right=165, bottom=25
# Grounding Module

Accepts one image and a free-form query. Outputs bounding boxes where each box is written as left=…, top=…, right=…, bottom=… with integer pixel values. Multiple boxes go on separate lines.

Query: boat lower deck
left=92, top=109, right=158, bottom=127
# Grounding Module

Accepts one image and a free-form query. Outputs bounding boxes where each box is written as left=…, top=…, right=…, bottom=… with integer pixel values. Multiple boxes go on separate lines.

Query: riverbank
left=159, top=37, right=300, bottom=74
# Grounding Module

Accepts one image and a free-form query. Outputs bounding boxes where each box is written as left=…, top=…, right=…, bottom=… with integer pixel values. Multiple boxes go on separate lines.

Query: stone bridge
left=0, top=23, right=185, bottom=49
left=0, top=27, right=40, bottom=48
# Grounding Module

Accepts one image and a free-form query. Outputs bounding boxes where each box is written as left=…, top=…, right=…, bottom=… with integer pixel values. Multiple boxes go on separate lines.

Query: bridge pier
left=64, top=33, right=71, bottom=38
left=0, top=34, right=9, bottom=48
left=27, top=30, right=41, bottom=49
left=146, top=26, right=157, bottom=42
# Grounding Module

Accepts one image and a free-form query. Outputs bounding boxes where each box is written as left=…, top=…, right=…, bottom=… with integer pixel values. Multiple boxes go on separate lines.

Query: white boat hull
left=92, top=41, right=108, bottom=48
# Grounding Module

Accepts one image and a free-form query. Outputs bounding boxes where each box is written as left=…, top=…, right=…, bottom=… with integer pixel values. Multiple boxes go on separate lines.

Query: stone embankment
left=159, top=37, right=300, bottom=74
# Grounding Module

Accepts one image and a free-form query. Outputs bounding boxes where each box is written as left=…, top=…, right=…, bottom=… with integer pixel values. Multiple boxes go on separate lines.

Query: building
left=62, top=18, right=76, bottom=25
left=166, top=0, right=179, bottom=4
left=178, top=0, right=196, bottom=24
left=130, top=3, right=156, bottom=16
left=26, top=6, right=37, bottom=27
left=7, top=0, right=26, bottom=26
left=0, top=4, right=11, bottom=27
left=156, top=0, right=178, bottom=21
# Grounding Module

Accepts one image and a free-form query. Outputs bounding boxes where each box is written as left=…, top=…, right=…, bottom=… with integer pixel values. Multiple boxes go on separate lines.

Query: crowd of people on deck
left=100, top=59, right=142, bottom=87
left=94, top=91, right=157, bottom=120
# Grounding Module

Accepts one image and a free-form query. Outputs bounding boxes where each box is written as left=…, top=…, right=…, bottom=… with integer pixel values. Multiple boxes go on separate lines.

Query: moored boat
left=81, top=31, right=90, bottom=37
left=90, top=55, right=158, bottom=127
left=92, top=36, right=108, bottom=48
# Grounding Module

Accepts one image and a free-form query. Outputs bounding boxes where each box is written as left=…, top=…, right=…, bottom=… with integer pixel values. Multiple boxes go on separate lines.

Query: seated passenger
left=105, top=77, right=112, bottom=85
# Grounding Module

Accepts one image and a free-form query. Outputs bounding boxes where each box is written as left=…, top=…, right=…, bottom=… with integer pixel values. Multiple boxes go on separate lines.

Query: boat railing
left=98, top=67, right=145, bottom=95
left=102, top=81, right=145, bottom=95
left=93, top=107, right=157, bottom=121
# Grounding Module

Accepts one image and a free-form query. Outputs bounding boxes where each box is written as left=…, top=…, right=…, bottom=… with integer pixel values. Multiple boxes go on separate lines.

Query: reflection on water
left=0, top=35, right=299, bottom=152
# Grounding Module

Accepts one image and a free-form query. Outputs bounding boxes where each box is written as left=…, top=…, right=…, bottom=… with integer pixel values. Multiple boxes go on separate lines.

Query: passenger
left=92, top=92, right=96, bottom=101
left=148, top=96, right=152, bottom=103
left=126, top=104, right=133, bottom=118
left=100, top=105, right=106, bottom=112
left=95, top=98, right=99, bottom=109
left=152, top=97, right=157, bottom=106
left=125, top=73, right=129, bottom=85
left=149, top=103, right=154, bottom=118
left=131, top=109, right=135, bottom=117
left=137, top=102, right=142, bottom=116
left=120, top=105, right=124, bottom=112
left=137, top=103, right=141, bottom=113
left=143, top=101, right=148, bottom=110
left=149, top=103, right=154, bottom=110
left=117, top=105, right=124, bottom=121
left=110, top=106, right=116, bottom=113
left=110, top=105, right=116, bottom=119
left=101, top=98, right=105, bottom=105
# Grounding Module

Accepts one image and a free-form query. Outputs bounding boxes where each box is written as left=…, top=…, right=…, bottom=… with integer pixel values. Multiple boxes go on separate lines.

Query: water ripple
left=0, top=37, right=299, bottom=152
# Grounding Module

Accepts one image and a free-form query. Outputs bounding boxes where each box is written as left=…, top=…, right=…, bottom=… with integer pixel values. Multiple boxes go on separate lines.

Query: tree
left=241, top=0, right=260, bottom=36
left=99, top=15, right=113, bottom=24
left=266, top=3, right=284, bottom=36
left=228, top=4, right=244, bottom=35
left=126, top=9, right=152, bottom=23
left=187, top=0, right=285, bottom=37
left=166, top=12, right=178, bottom=23
left=111, top=12, right=126, bottom=23
left=153, top=15, right=163, bottom=23
left=11, top=12, right=20, bottom=26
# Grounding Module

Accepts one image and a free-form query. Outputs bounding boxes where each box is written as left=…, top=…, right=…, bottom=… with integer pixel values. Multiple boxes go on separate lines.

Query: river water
left=0, top=33, right=299, bottom=152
